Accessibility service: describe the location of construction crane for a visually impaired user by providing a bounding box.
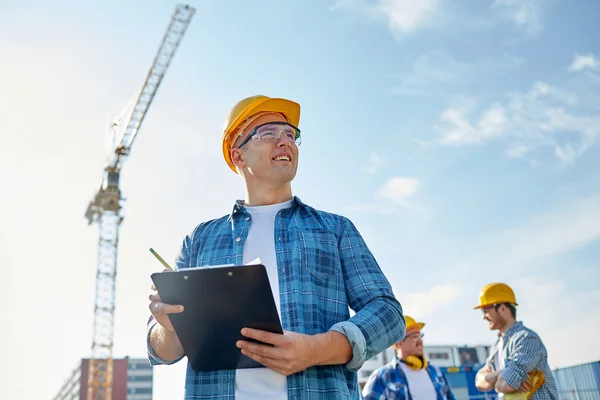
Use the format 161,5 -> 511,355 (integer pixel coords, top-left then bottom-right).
83,5 -> 195,399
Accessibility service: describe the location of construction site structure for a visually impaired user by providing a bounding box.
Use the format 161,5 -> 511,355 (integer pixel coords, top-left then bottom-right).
53,358 -> 152,400
54,4 -> 195,400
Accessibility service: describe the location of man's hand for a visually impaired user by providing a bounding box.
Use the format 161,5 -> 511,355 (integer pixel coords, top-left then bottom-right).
495,376 -> 532,394
480,365 -> 492,374
476,365 -> 499,392
485,370 -> 501,385
148,269 -> 185,362
236,329 -> 320,376
517,380 -> 533,393
148,269 -> 184,331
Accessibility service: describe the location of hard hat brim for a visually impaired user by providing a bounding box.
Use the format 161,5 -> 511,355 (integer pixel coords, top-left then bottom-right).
406,322 -> 426,332
474,301 -> 518,310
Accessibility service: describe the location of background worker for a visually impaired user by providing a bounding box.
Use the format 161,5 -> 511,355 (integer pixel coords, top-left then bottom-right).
362,316 -> 456,400
146,94 -> 405,399
474,282 -> 558,400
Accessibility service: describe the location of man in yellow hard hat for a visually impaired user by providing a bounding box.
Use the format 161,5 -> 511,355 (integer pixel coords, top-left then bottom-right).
146,95 -> 405,399
363,316 -> 456,400
474,283 -> 558,400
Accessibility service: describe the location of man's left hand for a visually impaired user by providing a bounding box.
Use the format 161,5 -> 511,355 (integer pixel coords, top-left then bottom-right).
236,328 -> 318,376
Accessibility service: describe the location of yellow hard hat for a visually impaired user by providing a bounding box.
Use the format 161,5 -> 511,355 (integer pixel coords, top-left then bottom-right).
474,282 -> 518,309
221,95 -> 301,173
404,315 -> 425,332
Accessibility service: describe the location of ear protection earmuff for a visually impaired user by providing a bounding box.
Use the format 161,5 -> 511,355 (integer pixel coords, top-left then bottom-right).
402,355 -> 428,370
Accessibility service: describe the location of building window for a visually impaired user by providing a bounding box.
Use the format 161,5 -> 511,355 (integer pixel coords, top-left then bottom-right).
429,352 -> 449,360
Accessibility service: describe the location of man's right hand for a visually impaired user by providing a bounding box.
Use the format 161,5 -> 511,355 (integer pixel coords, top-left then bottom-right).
517,380 -> 533,393
475,365 -> 498,392
149,269 -> 184,331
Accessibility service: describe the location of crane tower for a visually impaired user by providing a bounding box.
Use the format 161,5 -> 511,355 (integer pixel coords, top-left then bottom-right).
83,5 -> 195,399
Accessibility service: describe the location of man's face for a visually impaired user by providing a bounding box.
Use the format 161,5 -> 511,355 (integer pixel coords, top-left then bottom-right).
230,113 -> 299,185
396,328 -> 424,358
481,304 -> 507,330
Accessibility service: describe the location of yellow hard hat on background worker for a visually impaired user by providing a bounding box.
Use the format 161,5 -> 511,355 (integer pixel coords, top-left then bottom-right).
404,315 -> 425,332
474,282 -> 518,309
221,95 -> 301,173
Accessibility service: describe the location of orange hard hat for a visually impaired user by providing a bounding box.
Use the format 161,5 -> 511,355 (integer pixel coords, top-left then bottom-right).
474,282 -> 518,309
221,95 -> 301,173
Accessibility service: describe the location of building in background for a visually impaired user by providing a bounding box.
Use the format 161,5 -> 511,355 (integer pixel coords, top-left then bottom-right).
52,357 -> 152,400
553,360 -> 600,400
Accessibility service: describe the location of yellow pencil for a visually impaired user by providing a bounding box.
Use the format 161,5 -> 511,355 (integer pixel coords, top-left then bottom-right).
149,248 -> 174,271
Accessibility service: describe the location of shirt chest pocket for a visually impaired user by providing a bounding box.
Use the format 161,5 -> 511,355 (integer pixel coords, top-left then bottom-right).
297,229 -> 341,281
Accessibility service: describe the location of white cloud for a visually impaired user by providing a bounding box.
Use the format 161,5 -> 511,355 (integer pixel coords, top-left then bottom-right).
438,103 -> 508,145
568,54 -> 600,83
505,145 -> 539,166
366,152 -> 384,174
492,0 -> 543,35
398,284 -> 461,318
568,53 -> 600,72
335,0 -> 548,40
446,195 -> 600,283
348,176 -> 423,215
494,195 -> 600,273
332,0 -> 440,37
390,52 -> 524,96
426,194 -> 600,305
375,177 -> 420,206
435,79 -> 600,163
377,0 -> 439,35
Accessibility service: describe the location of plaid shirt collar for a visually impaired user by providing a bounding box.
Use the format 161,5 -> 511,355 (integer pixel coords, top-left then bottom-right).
498,320 -> 523,338
228,195 -> 305,221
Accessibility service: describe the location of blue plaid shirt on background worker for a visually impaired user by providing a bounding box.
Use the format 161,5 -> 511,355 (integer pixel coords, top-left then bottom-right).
363,357 -> 457,400
147,196 -> 405,399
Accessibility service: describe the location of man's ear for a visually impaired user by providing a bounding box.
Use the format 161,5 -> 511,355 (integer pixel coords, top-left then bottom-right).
231,148 -> 246,168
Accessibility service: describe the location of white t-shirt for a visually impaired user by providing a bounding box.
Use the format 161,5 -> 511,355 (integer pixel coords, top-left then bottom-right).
235,199 -> 292,400
398,362 -> 437,400
494,336 -> 506,400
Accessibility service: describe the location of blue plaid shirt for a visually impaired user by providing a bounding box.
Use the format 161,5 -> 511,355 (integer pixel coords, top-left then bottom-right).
486,321 -> 558,400
147,196 -> 405,399
362,357 -> 456,400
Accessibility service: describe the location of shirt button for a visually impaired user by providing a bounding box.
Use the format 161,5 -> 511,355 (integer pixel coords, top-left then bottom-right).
235,237 -> 241,242
245,217 -> 250,222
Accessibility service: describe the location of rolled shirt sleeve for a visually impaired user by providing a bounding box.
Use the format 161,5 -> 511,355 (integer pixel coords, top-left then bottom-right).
329,320 -> 367,371
501,333 -> 543,389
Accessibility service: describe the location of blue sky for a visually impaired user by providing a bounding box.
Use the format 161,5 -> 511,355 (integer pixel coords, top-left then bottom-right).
1,0 -> 599,399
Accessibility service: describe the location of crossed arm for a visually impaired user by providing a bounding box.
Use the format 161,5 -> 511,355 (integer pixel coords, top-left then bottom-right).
476,334 -> 542,394
476,366 -> 532,393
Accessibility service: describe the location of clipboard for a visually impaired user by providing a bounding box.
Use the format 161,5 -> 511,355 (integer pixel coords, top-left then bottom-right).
150,263 -> 283,371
